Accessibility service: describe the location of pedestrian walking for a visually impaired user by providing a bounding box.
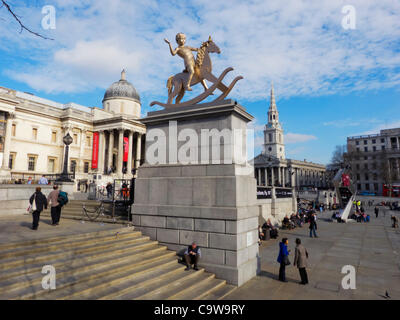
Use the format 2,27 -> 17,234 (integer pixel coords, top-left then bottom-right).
309,213 -> 318,238
277,238 -> 290,282
293,238 -> 309,285
47,185 -> 61,226
28,187 -> 47,230
38,175 -> 48,185
374,206 -> 379,218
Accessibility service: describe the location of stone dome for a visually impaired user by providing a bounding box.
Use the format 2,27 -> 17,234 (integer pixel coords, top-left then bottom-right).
103,70 -> 140,103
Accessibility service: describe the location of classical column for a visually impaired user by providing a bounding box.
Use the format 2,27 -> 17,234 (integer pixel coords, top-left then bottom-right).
264,168 -> 268,186
135,133 -> 142,169
277,166 -> 281,186
117,129 -> 124,176
79,129 -> 86,173
127,130 -> 133,175
108,130 -> 114,173
2,113 -> 14,169
271,167 -> 275,186
282,167 -> 286,187
98,130 -> 106,174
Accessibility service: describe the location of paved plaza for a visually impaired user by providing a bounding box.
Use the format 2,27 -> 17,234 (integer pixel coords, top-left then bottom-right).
0,206 -> 399,300
226,206 -> 400,300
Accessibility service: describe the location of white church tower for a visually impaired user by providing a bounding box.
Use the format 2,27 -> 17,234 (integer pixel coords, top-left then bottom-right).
263,83 -> 285,159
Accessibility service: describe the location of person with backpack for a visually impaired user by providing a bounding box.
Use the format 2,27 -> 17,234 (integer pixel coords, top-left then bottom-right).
29,187 -> 47,230
47,185 -> 68,226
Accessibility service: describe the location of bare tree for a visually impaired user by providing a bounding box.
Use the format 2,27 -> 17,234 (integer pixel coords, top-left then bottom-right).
1,0 -> 53,40
330,145 -> 346,166
379,150 -> 397,197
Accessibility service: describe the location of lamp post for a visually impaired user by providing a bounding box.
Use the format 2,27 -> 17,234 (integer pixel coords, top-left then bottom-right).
57,133 -> 73,182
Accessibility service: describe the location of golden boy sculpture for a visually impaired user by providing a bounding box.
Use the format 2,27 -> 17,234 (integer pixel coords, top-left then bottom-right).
164,33 -> 198,91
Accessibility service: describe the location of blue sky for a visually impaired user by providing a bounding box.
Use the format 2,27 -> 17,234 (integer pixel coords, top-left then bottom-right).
1,0 -> 399,165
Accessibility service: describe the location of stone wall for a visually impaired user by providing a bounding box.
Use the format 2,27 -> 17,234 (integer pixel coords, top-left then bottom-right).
257,197 -> 296,227
0,182 -> 74,216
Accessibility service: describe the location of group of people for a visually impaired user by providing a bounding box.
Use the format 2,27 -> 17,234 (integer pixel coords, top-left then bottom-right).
28,184 -> 67,230
258,219 -> 279,244
277,237 -> 309,285
350,203 -> 370,223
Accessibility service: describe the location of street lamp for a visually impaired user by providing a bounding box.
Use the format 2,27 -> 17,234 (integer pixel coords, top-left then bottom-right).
57,133 -> 73,182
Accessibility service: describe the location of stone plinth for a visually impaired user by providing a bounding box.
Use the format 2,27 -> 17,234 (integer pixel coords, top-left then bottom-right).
132,100 -> 259,286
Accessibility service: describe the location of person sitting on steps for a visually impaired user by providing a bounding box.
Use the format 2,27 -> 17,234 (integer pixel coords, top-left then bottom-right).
184,242 -> 201,271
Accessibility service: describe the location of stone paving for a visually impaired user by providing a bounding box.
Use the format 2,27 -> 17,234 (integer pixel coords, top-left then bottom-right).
225,207 -> 400,300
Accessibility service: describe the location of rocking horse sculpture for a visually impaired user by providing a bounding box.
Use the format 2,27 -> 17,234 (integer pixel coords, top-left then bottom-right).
150,33 -> 243,109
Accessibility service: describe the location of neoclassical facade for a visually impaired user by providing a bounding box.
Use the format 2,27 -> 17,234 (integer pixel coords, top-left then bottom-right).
0,70 -> 146,188
253,85 -> 327,189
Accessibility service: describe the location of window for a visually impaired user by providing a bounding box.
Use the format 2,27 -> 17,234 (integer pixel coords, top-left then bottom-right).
84,162 -> 89,173
11,124 -> 16,137
365,183 -> 370,190
364,156 -> 368,160
372,163 -> 377,169
32,128 -> 38,140
73,134 -> 78,145
86,135 -> 91,147
382,146 -> 385,150
356,147 -> 360,152
373,173 -> 377,180
356,164 -> 360,170
269,133 -> 272,142
374,183 -> 378,191
356,141 -> 359,146
381,138 -> 385,143
357,183 -> 361,190
365,174 -> 369,181
364,140 -> 367,145
372,139 -> 376,144
356,173 -> 360,180
364,163 -> 368,169
364,147 -> 368,152
51,131 -> 57,143
8,153 -> 15,169
373,146 -> 376,152
28,156 -> 36,171
48,158 -> 56,173
70,160 -> 77,172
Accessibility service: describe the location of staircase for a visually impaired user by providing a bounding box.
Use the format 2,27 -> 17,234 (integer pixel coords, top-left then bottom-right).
0,227 -> 235,300
41,200 -> 130,224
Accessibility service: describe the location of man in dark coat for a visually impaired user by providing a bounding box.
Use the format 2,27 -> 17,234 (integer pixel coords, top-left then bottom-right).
374,206 -> 379,218
294,238 -> 309,285
29,187 -> 48,230
184,242 -> 201,271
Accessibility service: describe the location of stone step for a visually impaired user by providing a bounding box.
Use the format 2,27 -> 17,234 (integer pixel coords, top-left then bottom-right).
134,269 -> 211,300
40,213 -> 130,225
0,230 -> 140,259
0,226 -> 133,251
200,284 -> 237,300
46,258 -> 181,300
0,246 -> 171,297
167,276 -> 226,300
6,253 -> 178,300
0,235 -> 152,271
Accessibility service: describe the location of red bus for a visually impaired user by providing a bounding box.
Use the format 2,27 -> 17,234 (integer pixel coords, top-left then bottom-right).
383,184 -> 400,197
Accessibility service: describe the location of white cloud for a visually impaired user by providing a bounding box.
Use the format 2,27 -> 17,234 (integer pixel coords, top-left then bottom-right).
1,0 -> 400,101
285,133 -> 317,144
354,120 -> 400,136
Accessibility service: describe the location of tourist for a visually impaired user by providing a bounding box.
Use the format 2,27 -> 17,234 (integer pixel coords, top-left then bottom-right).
47,185 -> 61,226
391,215 -> 399,228
184,242 -> 201,271
258,225 -> 265,244
282,215 -> 294,229
27,177 -> 33,185
277,238 -> 290,282
309,213 -> 318,238
293,238 -> 309,285
38,175 -> 48,185
374,206 -> 379,218
106,182 -> 113,198
29,187 -> 48,230
263,219 -> 278,239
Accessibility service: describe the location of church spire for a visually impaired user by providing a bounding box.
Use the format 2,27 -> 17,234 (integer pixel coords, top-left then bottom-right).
121,69 -> 126,81
270,82 -> 277,111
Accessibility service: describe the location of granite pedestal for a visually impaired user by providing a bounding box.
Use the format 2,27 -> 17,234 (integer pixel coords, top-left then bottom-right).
132,100 -> 259,286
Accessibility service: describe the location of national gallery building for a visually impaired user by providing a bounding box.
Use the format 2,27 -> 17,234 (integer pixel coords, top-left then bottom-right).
0,70 -> 146,187
253,85 -> 327,190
